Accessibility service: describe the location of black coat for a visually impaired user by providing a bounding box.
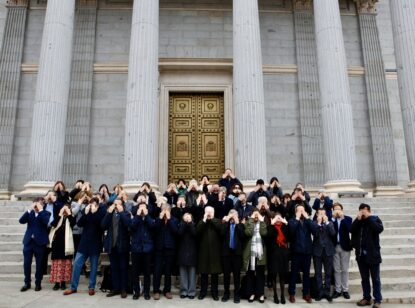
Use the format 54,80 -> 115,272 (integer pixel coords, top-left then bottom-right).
267,224 -> 290,274
101,211 -> 131,254
351,216 -> 383,264
234,201 -> 255,220
218,177 -> 242,195
177,222 -> 197,267
77,205 -> 106,255
220,222 -> 245,256
288,218 -> 316,255
50,215 -> 76,260
286,200 -> 312,221
247,190 -> 271,206
312,221 -> 336,257
270,203 -> 287,218
163,191 -> 178,206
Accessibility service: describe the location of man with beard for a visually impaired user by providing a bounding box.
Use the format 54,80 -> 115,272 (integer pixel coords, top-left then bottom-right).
226,183 -> 243,207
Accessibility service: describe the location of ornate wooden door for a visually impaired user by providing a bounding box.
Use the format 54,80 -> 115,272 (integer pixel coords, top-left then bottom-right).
168,93 -> 225,184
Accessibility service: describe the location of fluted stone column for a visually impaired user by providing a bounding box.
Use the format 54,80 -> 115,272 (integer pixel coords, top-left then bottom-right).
293,0 -> 324,191
233,0 -> 267,186
313,0 -> 363,193
355,0 -> 403,196
63,1 -> 97,185
0,0 -> 28,199
21,0 -> 76,196
123,0 -> 159,193
390,0 -> 415,194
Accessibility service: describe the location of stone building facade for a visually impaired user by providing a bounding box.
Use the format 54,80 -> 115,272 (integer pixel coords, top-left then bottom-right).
0,0 -> 414,198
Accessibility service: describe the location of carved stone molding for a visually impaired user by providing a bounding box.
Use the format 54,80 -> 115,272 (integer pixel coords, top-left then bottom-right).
6,0 -> 28,7
294,0 -> 313,11
355,0 -> 378,14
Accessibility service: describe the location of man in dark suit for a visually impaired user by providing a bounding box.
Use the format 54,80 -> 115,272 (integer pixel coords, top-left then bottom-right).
19,197 -> 51,292
312,208 -> 336,302
234,192 -> 254,221
351,204 -> 383,308
221,209 -> 244,303
331,202 -> 353,299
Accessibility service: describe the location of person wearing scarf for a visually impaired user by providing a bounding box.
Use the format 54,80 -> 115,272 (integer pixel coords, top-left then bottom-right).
242,209 -> 268,303
48,204 -> 75,291
267,213 -> 289,304
101,198 -> 131,299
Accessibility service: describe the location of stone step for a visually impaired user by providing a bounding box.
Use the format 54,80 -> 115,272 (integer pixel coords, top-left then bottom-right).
0,212 -> 23,218
383,220 -> 414,228
350,254 -> 415,267
0,233 -> 24,242
381,244 -> 415,255
0,242 -> 22,252
382,227 -> 415,236
380,235 -> 415,245
0,218 -> 21,225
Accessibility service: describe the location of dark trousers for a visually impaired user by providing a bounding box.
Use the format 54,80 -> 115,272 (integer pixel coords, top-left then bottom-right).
109,251 -> 129,292
222,252 -> 242,295
200,273 -> 219,296
23,240 -> 46,286
131,252 -> 151,295
246,264 -> 265,297
153,249 -> 174,293
357,255 -> 382,303
41,247 -> 51,275
289,253 -> 312,296
313,252 -> 333,295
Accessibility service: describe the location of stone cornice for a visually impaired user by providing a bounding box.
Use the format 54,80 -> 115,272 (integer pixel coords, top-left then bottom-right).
6,0 -> 29,7
354,0 -> 378,14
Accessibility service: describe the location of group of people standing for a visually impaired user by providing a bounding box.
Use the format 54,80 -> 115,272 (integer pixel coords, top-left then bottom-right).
19,169 -> 384,307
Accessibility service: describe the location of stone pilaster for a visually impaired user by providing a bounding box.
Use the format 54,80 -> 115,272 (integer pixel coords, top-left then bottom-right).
233,0 -> 267,187
389,0 -> 415,194
313,0 -> 363,193
0,0 -> 28,199
355,0 -> 403,196
21,0 -> 76,196
63,1 -> 97,185
123,0 -> 159,193
293,0 -> 325,191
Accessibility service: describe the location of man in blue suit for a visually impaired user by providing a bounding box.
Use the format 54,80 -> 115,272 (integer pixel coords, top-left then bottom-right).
331,202 -> 353,300
19,197 -> 51,292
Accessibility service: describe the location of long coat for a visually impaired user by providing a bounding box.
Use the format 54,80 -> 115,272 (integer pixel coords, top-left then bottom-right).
351,215 -> 383,264
196,218 -> 222,274
242,218 -> 268,271
177,221 -> 197,267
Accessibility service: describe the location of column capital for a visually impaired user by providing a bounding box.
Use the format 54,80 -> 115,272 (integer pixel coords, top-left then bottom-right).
6,0 -> 28,7
354,0 -> 378,14
294,0 -> 313,11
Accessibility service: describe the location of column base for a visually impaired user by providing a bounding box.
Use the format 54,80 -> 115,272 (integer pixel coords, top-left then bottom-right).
324,180 -> 365,198
374,186 -> 405,197
304,186 -> 324,198
122,182 -> 161,200
406,181 -> 415,196
18,182 -> 54,199
0,190 -> 11,200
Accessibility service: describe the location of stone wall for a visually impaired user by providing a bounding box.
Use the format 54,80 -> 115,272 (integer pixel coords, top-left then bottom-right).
0,0 -> 7,49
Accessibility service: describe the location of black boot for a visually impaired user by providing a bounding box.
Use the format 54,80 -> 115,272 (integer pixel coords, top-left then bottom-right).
53,283 -> 60,291
60,282 -> 66,290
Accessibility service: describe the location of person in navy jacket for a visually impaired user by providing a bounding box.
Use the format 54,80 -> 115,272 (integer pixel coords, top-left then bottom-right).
312,208 -> 336,302
64,197 -> 106,296
312,192 -> 334,220
101,198 -> 131,298
331,202 -> 353,300
288,204 -> 316,304
152,202 -> 179,300
19,197 -> 51,292
351,203 -> 384,308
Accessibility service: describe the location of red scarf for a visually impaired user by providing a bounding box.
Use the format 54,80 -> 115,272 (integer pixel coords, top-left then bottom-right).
274,223 -> 287,248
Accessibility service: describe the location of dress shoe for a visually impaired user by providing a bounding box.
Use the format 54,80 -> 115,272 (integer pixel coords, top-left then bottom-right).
234,295 -> 240,303
180,294 -> 187,299
357,298 -> 373,306
303,294 -> 312,303
89,289 -> 95,296
60,282 -> 66,290
248,295 -> 255,303
164,292 -> 173,299
315,295 -> 322,301
153,292 -> 160,300
274,295 -> 280,304
289,295 -> 295,303
188,295 -> 195,299
133,293 -> 139,300
53,283 -> 60,291
372,302 -> 381,308
222,294 -> 230,302
35,285 -> 42,292
280,295 -> 286,304
121,291 -> 128,298
63,289 -> 77,296
212,294 -> 219,301
144,294 -> 150,300
198,293 -> 206,300
259,295 -> 265,303
106,290 -> 121,297
343,292 -> 351,299
326,294 -> 333,302
20,285 -> 30,292
332,291 -> 342,299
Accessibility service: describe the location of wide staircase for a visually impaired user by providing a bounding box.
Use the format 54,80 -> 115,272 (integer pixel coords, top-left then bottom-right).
0,197 -> 414,304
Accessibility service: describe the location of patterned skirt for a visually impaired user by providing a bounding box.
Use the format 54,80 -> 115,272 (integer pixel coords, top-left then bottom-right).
50,259 -> 72,283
